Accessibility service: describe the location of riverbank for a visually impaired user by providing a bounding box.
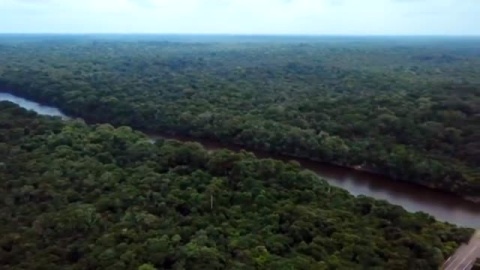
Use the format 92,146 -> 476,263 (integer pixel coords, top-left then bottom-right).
2,100 -> 473,270
1,91 -> 480,227
151,130 -> 480,205
1,86 -> 477,201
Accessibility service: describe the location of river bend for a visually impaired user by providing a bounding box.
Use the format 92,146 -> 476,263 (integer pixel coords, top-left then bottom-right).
1,92 -> 479,228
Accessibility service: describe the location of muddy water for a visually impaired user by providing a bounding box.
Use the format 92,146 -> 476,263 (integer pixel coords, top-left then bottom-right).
2,92 -> 479,228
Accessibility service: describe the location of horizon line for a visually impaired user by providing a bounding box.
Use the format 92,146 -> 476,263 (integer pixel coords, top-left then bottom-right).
0,33 -> 479,37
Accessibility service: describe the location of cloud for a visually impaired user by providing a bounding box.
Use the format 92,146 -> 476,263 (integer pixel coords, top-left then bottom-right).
129,0 -> 156,8
393,0 -> 425,2
0,0 -> 478,35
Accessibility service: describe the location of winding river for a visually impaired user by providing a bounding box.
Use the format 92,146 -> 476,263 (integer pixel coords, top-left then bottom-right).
1,92 -> 479,228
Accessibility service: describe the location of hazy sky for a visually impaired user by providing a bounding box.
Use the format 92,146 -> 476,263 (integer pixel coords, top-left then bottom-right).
0,0 -> 478,35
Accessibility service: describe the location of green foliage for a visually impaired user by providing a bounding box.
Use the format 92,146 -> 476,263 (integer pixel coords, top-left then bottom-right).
0,37 -> 478,197
0,102 -> 473,269
138,263 -> 157,270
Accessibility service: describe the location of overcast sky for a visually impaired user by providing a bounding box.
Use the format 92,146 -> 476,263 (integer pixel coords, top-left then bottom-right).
0,0 -> 478,35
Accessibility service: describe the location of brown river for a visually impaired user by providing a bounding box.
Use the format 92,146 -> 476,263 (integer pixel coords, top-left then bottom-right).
1,92 -> 479,228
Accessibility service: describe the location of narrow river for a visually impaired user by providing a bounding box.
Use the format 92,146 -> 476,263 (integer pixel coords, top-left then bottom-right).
1,92 -> 479,228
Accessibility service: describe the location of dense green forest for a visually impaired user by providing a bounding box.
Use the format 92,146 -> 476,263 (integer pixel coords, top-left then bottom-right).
0,101 -> 474,269
0,36 -> 479,199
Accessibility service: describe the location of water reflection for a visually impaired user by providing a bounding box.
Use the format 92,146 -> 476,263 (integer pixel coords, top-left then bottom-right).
0,92 -> 68,119
300,160 -> 480,228
2,92 -> 479,228
153,135 -> 480,228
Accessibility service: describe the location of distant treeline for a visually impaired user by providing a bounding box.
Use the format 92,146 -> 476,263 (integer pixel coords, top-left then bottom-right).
0,37 -> 478,198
